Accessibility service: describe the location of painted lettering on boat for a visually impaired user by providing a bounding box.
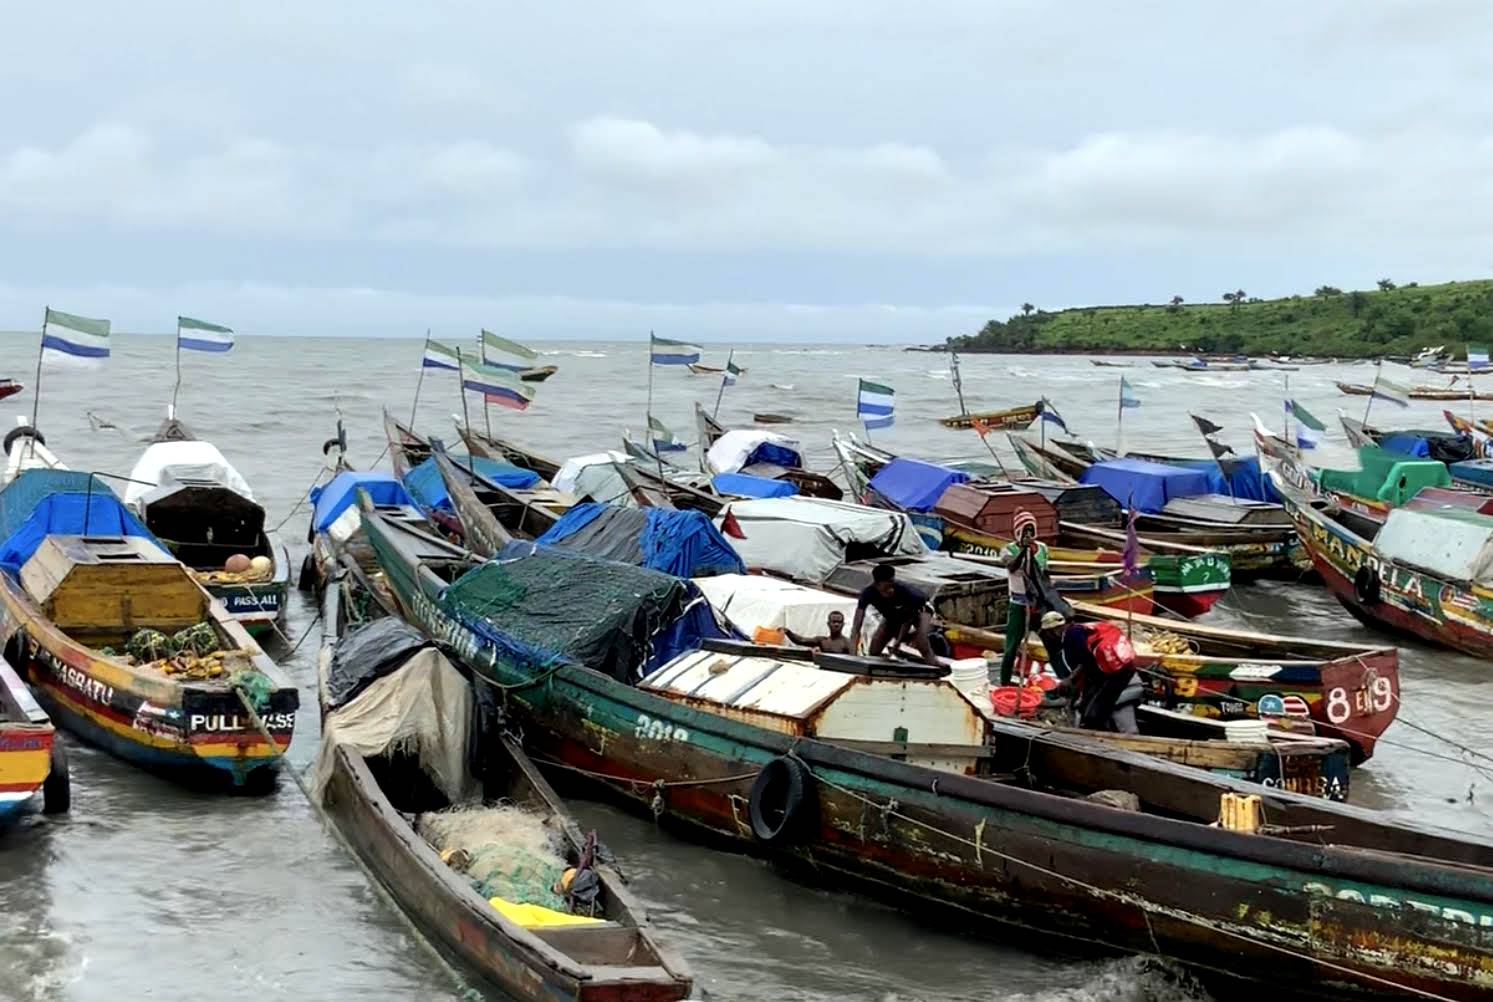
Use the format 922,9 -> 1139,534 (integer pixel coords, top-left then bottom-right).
54,662 -> 114,706
188,712 -> 296,733
1304,882 -> 1493,927
1262,774 -> 1345,800
224,592 -> 280,613
635,713 -> 688,744
1230,664 -> 1283,681
1323,676 -> 1393,724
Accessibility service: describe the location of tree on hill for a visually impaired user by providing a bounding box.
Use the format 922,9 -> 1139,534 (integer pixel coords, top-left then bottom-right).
1315,285 -> 1342,297
1021,302 -> 1035,316
1169,295 -> 1184,307
1377,278 -> 1396,291
1348,290 -> 1367,317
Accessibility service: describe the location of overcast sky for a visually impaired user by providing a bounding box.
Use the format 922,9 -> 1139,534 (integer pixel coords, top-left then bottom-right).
2,1 -> 1490,342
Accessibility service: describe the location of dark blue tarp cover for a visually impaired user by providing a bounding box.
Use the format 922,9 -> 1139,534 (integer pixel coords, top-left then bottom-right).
1451,459 -> 1493,489
1378,434 -> 1432,458
1164,457 -> 1282,503
403,454 -> 540,514
745,441 -> 803,469
0,470 -> 159,572
310,472 -> 415,532
1079,457 -> 1213,513
869,457 -> 970,512
535,502 -> 745,578
712,472 -> 796,499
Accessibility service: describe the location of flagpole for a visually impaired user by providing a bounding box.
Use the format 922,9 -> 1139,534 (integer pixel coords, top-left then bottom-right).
1362,369 -> 1376,427
712,348 -> 733,419
29,307 -> 47,436
171,318 -> 183,417
456,348 -> 472,435
409,328 -> 431,428
646,332 -> 665,482
952,350 -> 968,418
1116,376 -> 1124,454
478,333 -> 493,442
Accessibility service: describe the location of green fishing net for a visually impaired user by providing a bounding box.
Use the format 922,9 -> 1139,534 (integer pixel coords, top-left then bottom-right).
172,622 -> 218,655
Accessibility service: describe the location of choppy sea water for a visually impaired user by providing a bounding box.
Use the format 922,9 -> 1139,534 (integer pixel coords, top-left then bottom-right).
0,336 -> 1488,1001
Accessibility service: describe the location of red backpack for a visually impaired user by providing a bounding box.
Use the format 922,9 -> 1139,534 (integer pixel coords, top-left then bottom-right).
1084,622 -> 1137,674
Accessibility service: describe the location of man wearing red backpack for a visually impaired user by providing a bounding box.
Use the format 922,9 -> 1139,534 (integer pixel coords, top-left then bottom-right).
1036,612 -> 1141,732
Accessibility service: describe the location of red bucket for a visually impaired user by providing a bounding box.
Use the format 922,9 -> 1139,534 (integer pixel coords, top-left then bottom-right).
990,685 -> 1044,718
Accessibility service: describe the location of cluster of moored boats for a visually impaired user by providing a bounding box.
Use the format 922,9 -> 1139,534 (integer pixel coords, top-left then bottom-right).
4,375 -> 1493,999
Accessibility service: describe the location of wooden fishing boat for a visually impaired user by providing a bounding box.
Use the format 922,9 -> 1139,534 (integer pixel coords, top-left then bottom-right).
313,566 -> 692,1001
2,420 -> 65,487
0,380 -> 22,402
936,399 -> 1042,430
0,652 -> 66,821
1337,381 -> 1493,400
0,472 -> 297,788
124,416 -> 291,636
1088,360 -> 1133,368
1275,468 -> 1493,658
362,506 -> 1493,1001
694,403 -> 842,499
685,362 -> 724,376
518,364 -> 558,383
752,412 -> 793,424
457,424 -> 563,482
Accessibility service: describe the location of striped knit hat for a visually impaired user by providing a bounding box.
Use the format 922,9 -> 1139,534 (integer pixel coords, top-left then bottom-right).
1013,509 -> 1038,537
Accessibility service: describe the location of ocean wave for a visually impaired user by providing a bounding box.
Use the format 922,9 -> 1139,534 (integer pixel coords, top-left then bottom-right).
541,349 -> 607,358
1003,956 -> 1211,1002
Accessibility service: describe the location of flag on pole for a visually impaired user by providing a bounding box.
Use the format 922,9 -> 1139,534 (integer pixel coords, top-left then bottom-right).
1039,398 -> 1070,433
1287,400 -> 1325,449
649,334 -> 702,366
722,359 -> 745,386
41,308 -> 110,359
422,339 -> 461,371
461,358 -> 536,411
857,379 -> 895,430
480,330 -> 539,371
1370,373 -> 1410,408
1470,345 -> 1489,372
1119,376 -> 1141,410
177,316 -> 234,353
1121,507 -> 1140,577
648,416 -> 688,452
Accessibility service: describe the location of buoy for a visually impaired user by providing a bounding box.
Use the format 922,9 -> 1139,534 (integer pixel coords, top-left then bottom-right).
224,553 -> 252,573
249,555 -> 272,577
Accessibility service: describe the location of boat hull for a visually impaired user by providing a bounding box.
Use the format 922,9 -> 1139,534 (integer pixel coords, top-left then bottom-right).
938,402 -> 1042,430
0,725 -> 51,820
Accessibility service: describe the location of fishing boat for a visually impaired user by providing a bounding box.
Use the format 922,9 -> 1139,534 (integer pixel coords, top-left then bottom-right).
752,412 -> 793,424
0,380 -> 21,402
123,415 -> 290,636
1275,467 -> 1493,658
936,399 -> 1043,430
362,506 -> 1492,1001
694,404 -> 842,499
0,651 -> 67,821
456,424 -> 563,481
1336,381 -> 1493,401
312,565 -> 692,1001
1088,360 -> 1133,368
517,364 -> 558,383
0,470 -> 297,788
2,420 -> 65,487
685,362 -> 726,376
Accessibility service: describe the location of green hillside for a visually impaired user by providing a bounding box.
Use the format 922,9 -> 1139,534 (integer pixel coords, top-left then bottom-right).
947,279 -> 1493,357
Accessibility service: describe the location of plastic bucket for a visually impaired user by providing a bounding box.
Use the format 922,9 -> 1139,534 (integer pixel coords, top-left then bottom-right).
948,658 -> 990,700
990,685 -> 1044,718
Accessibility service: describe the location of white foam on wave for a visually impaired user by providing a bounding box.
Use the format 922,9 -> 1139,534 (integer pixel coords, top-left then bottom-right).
1002,957 -> 1212,1002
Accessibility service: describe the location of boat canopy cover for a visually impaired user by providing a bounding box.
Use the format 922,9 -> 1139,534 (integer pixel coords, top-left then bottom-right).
693,573 -> 859,637
715,496 -> 927,583
124,440 -> 253,506
706,430 -> 803,475
441,544 -> 732,682
1078,458 -> 1212,513
403,454 -> 541,514
553,451 -> 634,505
1157,456 -> 1281,503
313,635 -> 477,804
1373,507 -> 1493,583
869,457 -> 970,513
1377,430 -> 1476,464
1450,459 -> 1493,489
1377,433 -> 1431,458
310,472 -> 416,533
1315,447 -> 1452,507
0,470 -> 160,572
711,472 -> 796,499
534,502 -> 745,578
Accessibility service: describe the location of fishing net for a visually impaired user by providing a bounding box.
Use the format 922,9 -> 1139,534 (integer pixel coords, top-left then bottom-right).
229,667 -> 274,713
172,622 -> 218,655
126,628 -> 176,661
419,804 -> 568,910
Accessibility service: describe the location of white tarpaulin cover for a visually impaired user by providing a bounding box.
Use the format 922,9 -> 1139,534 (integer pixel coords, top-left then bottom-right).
124,440 -> 254,506
717,496 -> 927,583
693,573 -> 862,636
706,429 -> 801,475
1372,508 -> 1493,583
553,451 -> 632,501
312,648 -> 478,804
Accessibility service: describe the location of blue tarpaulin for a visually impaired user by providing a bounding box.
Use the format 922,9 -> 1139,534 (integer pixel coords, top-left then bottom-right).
0,471 -> 160,571
712,472 -> 796,499
310,472 -> 416,532
1079,458 -> 1213,513
535,502 -> 746,578
1378,434 -> 1432,459
1451,460 -> 1493,489
403,454 -> 540,514
745,441 -> 803,469
868,457 -> 970,512
1163,457 -> 1282,503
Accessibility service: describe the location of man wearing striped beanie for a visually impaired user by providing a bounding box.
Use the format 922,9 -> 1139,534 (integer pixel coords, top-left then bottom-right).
992,509 -> 1049,685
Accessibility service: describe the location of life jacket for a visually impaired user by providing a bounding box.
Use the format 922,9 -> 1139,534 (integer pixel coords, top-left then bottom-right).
1084,622 -> 1137,674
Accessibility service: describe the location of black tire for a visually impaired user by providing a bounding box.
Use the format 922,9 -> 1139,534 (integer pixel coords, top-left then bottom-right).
321,437 -> 341,455
297,552 -> 318,592
3,426 -> 44,454
42,737 -> 70,815
1353,565 -> 1381,605
748,756 -> 815,844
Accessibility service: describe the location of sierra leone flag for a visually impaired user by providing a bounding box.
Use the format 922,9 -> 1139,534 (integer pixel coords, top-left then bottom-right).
41,307 -> 110,359
1470,345 -> 1489,372
722,359 -> 744,386
481,330 -> 538,372
178,316 -> 234,352
1371,373 -> 1410,408
649,334 -> 701,366
648,415 -> 688,452
1287,400 -> 1324,449
462,358 -> 535,411
1119,376 -> 1141,410
422,339 -> 461,371
857,378 -> 894,429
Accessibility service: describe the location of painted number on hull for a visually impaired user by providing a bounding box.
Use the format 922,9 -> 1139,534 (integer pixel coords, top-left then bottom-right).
634,713 -> 688,744
1324,677 -> 1394,723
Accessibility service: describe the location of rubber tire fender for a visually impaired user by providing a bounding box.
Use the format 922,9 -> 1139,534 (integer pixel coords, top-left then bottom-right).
42,737 -> 70,815
2,426 -> 44,454
297,552 -> 318,592
748,756 -> 815,844
1352,565 -> 1381,606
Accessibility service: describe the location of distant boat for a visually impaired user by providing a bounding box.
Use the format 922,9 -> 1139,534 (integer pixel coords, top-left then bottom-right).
937,400 -> 1043,430
518,364 -> 558,383
0,380 -> 22,401
753,412 -> 793,424
1090,360 -> 1133,368
1337,381 -> 1493,401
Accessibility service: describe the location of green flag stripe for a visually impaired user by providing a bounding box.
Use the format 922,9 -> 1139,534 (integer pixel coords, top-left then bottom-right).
1293,402 -> 1326,431
650,334 -> 697,348
178,316 -> 233,333
727,361 -> 744,375
859,379 -> 894,395
426,339 -> 460,358
481,330 -> 538,361
44,308 -> 110,337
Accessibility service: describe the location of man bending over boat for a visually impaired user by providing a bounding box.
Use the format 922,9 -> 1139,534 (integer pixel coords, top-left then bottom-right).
850,564 -> 942,667
991,510 -> 1049,686
784,611 -> 855,655
1036,612 -> 1141,733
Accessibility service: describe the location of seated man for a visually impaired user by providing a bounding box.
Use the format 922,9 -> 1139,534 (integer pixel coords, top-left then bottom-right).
1035,611 -> 1140,733
849,563 -> 942,667
783,611 -> 854,655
